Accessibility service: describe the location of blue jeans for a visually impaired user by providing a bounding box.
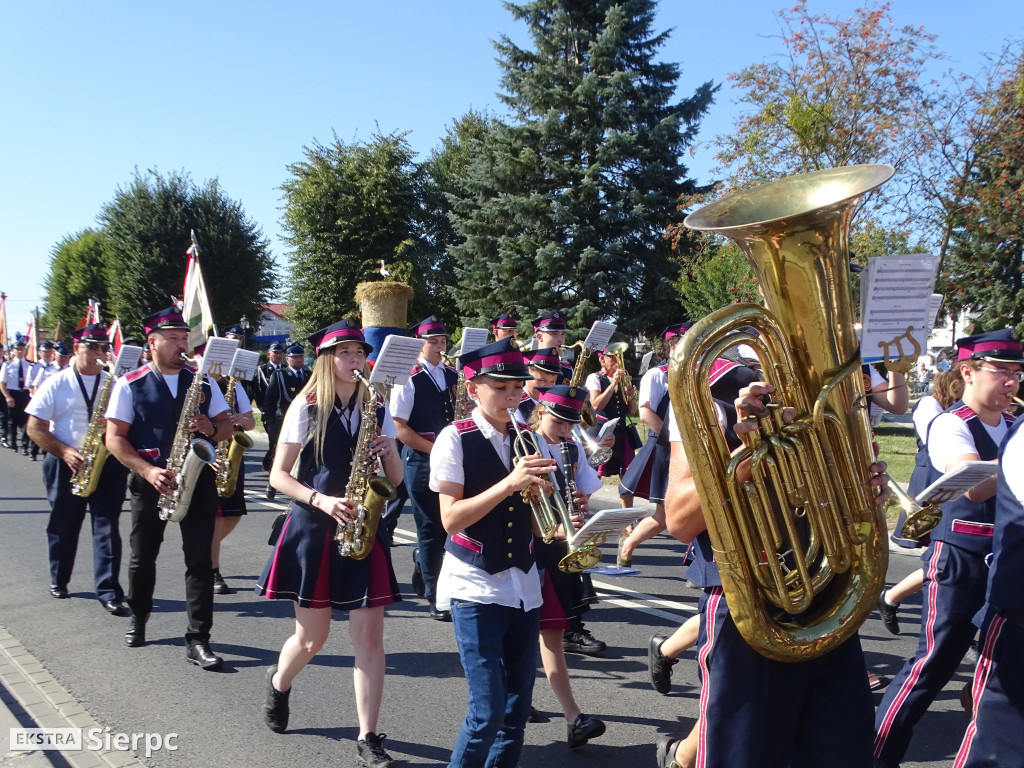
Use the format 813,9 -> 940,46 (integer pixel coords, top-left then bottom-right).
448,599 -> 540,768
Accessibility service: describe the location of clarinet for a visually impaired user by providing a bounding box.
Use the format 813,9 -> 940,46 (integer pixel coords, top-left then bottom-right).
558,439 -> 579,520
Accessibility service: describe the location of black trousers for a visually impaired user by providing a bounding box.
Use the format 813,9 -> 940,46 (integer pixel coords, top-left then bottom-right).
5,389 -> 29,450
127,467 -> 217,643
262,416 -> 281,471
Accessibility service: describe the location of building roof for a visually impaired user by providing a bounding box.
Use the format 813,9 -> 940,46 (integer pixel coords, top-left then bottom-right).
263,304 -> 292,318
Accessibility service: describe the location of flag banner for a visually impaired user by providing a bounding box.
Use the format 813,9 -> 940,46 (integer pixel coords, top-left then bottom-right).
25,317 -> 36,362
107,318 -> 123,356
75,299 -> 93,331
53,321 -> 62,341
182,231 -> 215,353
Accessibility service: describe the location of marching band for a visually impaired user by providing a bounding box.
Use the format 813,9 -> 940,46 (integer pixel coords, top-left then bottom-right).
3,237 -> 1022,768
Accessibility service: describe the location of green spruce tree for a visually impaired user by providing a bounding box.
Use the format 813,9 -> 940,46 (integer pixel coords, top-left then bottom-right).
448,0 -> 714,339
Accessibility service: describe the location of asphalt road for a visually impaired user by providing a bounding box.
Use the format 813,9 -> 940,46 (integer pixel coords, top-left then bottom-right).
0,437 -> 974,767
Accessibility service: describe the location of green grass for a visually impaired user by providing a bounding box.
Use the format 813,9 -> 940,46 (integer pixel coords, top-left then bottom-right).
872,423 -> 916,486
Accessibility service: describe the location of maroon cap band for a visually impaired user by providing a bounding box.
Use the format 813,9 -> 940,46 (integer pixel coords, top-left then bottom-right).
538,392 -> 583,409
958,340 -> 1023,360
463,351 -> 525,379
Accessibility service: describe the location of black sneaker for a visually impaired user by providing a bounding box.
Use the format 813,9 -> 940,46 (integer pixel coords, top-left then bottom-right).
876,595 -> 900,635
563,629 -> 606,657
356,731 -> 395,767
213,569 -> 234,595
265,484 -> 276,501
648,635 -> 678,695
263,665 -> 290,733
567,713 -> 606,749
411,550 -> 425,598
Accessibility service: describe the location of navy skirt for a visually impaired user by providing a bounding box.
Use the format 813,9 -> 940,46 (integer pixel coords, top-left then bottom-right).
255,501 -> 401,611
619,433 -> 669,503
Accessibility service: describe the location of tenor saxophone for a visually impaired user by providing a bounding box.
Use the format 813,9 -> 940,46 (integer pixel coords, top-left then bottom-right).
157,358 -> 218,522
215,376 -> 254,498
71,362 -> 115,498
335,371 -> 397,559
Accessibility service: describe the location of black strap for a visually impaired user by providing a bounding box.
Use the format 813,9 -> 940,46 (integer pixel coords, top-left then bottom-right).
73,367 -> 102,420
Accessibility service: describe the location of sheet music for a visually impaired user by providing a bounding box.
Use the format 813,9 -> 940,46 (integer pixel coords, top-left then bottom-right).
568,507 -> 653,549
459,327 -> 489,356
583,321 -> 616,352
860,254 -> 938,365
927,293 -> 943,334
595,417 -> 619,443
915,460 -> 998,505
370,335 -> 424,387
112,346 -> 143,377
199,338 -> 239,377
639,350 -> 655,376
228,349 -> 261,381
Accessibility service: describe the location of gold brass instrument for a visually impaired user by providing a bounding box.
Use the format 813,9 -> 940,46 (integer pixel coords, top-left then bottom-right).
158,357 -> 218,522
564,341 -> 598,427
442,350 -> 472,420
895,480 -> 943,541
605,341 -> 633,402
335,370 -> 398,559
1012,396 -> 1024,415
672,164 -> 895,662
573,424 -> 612,467
507,409 -> 594,572
71,361 -> 115,497
215,376 -> 254,498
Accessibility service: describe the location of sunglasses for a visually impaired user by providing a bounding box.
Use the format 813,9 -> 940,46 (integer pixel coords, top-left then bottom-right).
85,342 -> 111,352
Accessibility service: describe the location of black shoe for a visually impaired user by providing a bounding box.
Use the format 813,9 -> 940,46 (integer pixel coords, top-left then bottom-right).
102,600 -> 128,617
22,446 -> 30,456
411,550 -> 425,597
876,595 -> 900,635
263,665 -> 290,733
49,585 -> 68,599
186,640 -> 224,670
563,629 -> 606,657
655,735 -> 684,768
528,705 -> 546,723
648,635 -> 678,695
429,605 -> 452,622
125,615 -> 148,647
567,713 -> 606,749
356,731 -> 395,768
213,569 -> 234,595
265,485 -> 276,501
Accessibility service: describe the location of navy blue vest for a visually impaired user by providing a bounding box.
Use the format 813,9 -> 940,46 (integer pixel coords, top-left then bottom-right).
404,364 -> 458,442
517,393 -> 537,422
124,364 -> 213,467
444,418 -> 535,575
907,397 -> 940,498
928,401 -> 1014,555
595,373 -> 629,421
295,397 -> 386,499
987,418 -> 1024,615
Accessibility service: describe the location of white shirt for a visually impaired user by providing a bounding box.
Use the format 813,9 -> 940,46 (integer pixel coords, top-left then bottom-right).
542,437 -> 603,495
29,360 -> 61,389
278,394 -> 397,445
638,364 -> 668,412
26,367 -> 107,448
106,366 -> 229,424
430,408 -> 544,612
1004,426 -> 1024,503
912,395 -> 944,442
667,399 -> 727,461
1,358 -> 33,391
389,357 -> 448,421
928,410 -> 1008,472
230,383 -> 252,414
584,371 -> 605,393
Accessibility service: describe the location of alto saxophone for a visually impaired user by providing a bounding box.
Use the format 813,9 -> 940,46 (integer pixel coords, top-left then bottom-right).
335,371 -> 397,559
71,363 -> 115,498
215,376 -> 254,498
157,358 -> 218,522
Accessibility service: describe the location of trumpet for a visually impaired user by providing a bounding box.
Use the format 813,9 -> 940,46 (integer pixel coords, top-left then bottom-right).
604,341 -> 632,401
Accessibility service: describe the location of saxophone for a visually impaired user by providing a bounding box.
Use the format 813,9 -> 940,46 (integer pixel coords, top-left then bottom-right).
71,364 -> 114,498
564,341 -> 598,428
215,376 -> 254,498
157,359 -> 218,522
335,370 -> 397,559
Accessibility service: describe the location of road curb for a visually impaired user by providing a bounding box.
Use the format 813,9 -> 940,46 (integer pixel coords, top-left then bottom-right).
0,626 -> 146,768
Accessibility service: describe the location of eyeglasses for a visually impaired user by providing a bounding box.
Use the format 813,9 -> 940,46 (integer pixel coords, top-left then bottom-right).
978,364 -> 1024,383
85,342 -> 111,352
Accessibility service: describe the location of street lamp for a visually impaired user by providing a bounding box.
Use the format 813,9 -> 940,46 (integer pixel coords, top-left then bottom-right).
240,315 -> 250,350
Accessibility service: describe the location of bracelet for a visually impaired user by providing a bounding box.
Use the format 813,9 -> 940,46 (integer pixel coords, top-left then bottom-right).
308,490 -> 318,507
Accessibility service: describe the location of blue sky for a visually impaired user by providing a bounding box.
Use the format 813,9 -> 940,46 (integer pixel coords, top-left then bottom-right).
0,0 -> 1018,334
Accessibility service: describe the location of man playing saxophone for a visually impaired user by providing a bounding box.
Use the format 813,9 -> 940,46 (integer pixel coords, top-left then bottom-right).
104,307 -> 231,669
25,324 -> 129,615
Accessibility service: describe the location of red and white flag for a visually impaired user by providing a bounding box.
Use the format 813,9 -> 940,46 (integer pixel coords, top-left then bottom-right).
0,292 -> 8,349
182,231 -> 215,353
107,318 -> 123,356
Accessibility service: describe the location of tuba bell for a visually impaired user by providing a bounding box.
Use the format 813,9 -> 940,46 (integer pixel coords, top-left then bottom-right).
670,164 -> 894,662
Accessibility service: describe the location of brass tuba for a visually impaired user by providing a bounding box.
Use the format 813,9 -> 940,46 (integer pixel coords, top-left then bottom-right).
670,164 -> 894,662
